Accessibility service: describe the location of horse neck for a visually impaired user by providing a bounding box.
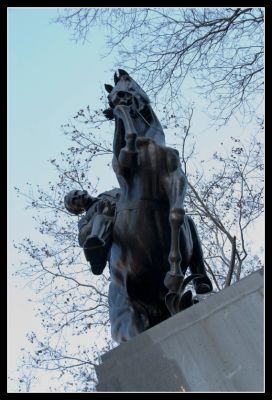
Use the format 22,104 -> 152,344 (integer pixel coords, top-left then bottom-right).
116,143 -> 168,203
125,105 -> 165,145
146,107 -> 166,146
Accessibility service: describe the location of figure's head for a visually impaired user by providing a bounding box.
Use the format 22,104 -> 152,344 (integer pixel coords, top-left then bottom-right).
64,189 -> 92,215
103,69 -> 150,120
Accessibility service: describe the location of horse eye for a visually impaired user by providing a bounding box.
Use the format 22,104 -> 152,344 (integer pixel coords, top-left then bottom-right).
118,91 -> 126,98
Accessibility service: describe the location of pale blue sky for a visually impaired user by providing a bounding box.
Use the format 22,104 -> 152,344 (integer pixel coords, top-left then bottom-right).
7,7 -> 118,392
8,8 -> 118,244
7,7 -> 264,392
8,8 -> 112,186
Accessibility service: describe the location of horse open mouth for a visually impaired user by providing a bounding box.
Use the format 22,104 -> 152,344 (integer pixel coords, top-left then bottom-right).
117,98 -> 133,107
113,96 -> 138,114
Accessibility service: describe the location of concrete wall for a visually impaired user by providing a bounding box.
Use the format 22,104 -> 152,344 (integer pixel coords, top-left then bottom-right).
95,269 -> 264,392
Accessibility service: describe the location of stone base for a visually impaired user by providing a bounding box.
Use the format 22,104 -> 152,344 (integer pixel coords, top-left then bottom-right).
95,269 -> 264,392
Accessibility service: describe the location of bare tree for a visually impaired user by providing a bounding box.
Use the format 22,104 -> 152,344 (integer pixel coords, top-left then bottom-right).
12,107 -> 116,392
13,332 -> 112,392
10,8 -> 264,391
9,351 -> 38,392
12,103 -> 263,390
54,7 -> 264,125
183,131 -> 264,289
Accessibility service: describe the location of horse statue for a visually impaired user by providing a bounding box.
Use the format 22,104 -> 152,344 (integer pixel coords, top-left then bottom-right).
103,69 -> 213,343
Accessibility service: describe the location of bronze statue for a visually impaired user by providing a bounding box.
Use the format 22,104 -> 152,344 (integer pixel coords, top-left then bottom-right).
64,188 -> 120,275
103,69 -> 212,343
65,69 -> 212,343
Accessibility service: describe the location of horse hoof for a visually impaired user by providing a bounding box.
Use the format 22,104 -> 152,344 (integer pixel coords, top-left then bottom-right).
193,276 -> 213,294
178,290 -> 194,311
165,291 -> 178,315
195,283 -> 212,294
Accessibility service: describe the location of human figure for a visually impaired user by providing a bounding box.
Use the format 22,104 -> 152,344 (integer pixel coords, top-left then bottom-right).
64,188 -> 120,275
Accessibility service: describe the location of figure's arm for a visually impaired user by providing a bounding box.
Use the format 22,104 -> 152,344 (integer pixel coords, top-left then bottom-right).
78,216 -> 93,247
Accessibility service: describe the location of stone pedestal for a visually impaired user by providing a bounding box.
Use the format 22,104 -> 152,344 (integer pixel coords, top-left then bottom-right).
95,269 -> 264,392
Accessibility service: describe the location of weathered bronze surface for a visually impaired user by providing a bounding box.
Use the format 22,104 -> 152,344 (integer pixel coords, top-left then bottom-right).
65,69 -> 212,343
64,188 -> 120,275
103,70 -> 212,343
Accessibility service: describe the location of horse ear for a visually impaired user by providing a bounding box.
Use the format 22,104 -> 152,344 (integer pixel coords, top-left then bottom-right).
114,72 -> 119,85
118,69 -> 129,77
104,84 -> 113,93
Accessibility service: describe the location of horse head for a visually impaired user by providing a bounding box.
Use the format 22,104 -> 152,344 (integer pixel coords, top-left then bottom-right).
103,69 -> 151,121
104,69 -> 166,152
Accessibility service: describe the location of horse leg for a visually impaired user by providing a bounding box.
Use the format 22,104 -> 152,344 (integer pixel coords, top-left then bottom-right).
112,105 -> 140,170
108,281 -> 149,343
118,133 -> 138,169
187,216 -> 213,294
163,149 -> 187,293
